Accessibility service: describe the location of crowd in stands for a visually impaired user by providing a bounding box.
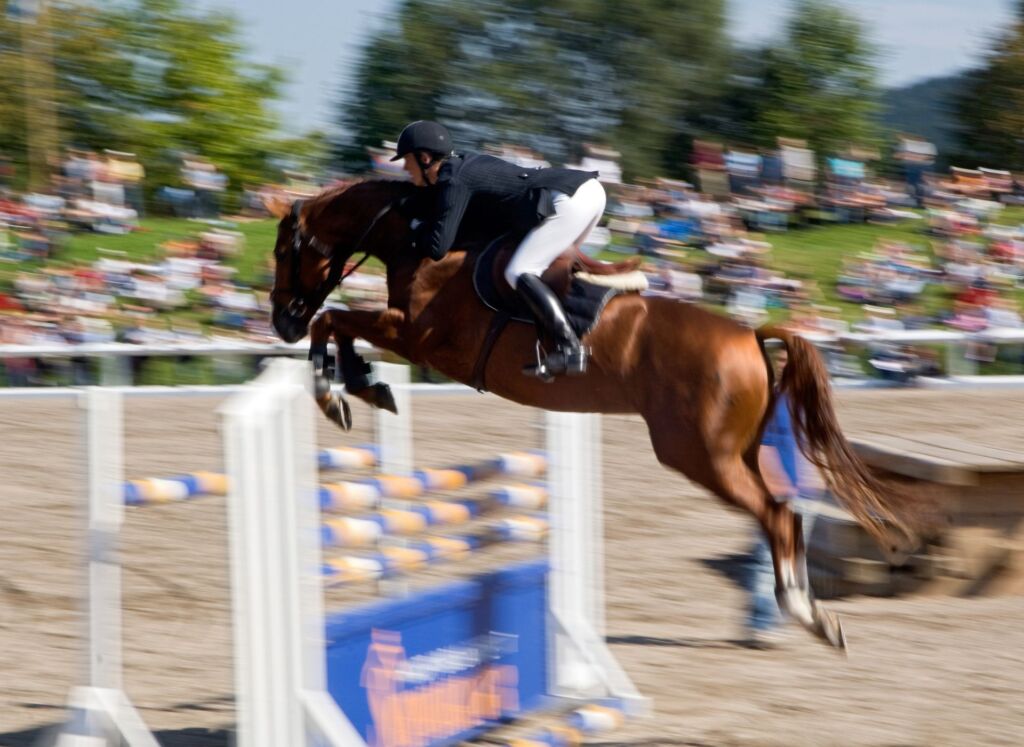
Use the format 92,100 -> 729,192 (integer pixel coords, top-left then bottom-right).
0,222 -> 277,384
6,133 -> 1024,385
0,148 -> 282,384
591,135 -> 1024,345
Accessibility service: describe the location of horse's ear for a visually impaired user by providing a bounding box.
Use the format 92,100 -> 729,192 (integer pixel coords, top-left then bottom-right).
263,193 -> 292,220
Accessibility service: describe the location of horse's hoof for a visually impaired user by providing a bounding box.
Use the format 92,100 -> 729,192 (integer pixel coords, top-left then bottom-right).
814,603 -> 847,653
372,383 -> 398,414
323,395 -> 353,431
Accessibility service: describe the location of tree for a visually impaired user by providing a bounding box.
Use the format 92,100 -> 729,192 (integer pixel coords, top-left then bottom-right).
956,4 -> 1024,170
105,0 -> 286,190
735,0 -> 880,158
0,0 -> 288,192
334,0 -> 463,169
336,0 -> 729,180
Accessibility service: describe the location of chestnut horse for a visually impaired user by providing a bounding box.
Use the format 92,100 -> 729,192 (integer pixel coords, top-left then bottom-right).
266,180 -> 920,651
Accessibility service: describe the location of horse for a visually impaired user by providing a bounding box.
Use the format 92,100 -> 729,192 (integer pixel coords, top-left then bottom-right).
264,179 -> 923,651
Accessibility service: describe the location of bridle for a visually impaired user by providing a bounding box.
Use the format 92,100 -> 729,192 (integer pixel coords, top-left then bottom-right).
272,199 -> 395,319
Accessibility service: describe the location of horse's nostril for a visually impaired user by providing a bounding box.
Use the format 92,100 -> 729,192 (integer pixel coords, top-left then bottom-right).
272,309 -> 308,344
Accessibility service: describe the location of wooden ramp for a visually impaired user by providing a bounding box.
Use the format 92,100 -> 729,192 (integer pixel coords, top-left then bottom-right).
806,433 -> 1024,599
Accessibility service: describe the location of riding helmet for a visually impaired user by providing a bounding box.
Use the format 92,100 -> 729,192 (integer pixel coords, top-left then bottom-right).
390,120 -> 452,161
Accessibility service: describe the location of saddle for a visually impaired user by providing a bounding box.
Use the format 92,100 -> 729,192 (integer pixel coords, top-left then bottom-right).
467,234 -> 646,391
471,234 -> 646,338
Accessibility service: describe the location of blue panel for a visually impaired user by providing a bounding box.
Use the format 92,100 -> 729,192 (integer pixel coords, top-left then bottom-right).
484,560 -> 549,713
325,559 -> 549,747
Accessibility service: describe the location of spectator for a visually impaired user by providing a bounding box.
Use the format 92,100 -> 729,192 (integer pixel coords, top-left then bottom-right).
184,158 -> 228,218
106,151 -> 146,216
744,348 -> 823,648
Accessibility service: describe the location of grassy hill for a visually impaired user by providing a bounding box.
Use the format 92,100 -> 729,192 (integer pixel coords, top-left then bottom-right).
8,208 -> 1024,331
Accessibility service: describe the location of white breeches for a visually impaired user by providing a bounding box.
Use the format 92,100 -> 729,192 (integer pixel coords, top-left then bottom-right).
504,178 -> 607,287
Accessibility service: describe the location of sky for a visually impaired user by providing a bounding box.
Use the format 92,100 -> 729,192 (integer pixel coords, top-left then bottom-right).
198,0 -> 1016,134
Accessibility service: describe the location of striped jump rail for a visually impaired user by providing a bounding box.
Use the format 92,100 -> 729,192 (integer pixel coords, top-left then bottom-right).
317,451 -> 547,512
122,444 -> 379,505
499,702 -> 626,747
320,485 -> 548,548
322,517 -> 549,586
120,446 -> 542,508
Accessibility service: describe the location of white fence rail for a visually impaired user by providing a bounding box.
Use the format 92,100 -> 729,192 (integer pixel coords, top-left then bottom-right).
0,339 -> 376,385
2,328 -> 1024,385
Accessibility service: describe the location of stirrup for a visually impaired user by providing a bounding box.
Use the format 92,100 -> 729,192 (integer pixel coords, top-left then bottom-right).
522,341 -> 587,382
523,341 -> 556,383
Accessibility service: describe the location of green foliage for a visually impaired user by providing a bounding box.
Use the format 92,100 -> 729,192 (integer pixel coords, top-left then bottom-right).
0,15 -> 29,172
105,0 -> 286,189
1,0 -> 289,193
335,0 -> 462,168
337,0 -> 729,180
956,13 -> 1024,170
717,0 -> 880,158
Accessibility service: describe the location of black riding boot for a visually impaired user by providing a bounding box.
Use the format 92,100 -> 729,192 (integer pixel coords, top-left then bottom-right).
516,273 -> 587,380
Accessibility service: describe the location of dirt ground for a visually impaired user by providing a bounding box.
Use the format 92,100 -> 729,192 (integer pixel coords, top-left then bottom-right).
2,387 -> 1024,747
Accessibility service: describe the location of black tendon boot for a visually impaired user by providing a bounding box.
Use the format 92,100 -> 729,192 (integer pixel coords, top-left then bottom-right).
515,273 -> 587,380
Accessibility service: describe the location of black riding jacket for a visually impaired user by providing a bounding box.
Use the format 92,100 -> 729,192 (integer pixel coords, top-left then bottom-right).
418,152 -> 596,260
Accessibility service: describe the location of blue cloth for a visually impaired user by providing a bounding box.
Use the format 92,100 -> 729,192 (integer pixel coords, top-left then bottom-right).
761,393 -> 799,487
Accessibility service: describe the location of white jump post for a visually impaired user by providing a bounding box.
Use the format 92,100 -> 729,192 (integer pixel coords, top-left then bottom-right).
547,411 -> 650,715
228,361 -> 647,746
223,359 -> 364,747
55,388 -> 159,747
53,362 -> 643,747
372,362 -> 412,476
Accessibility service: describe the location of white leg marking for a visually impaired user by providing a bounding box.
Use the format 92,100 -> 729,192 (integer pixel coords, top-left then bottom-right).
779,558 -> 814,627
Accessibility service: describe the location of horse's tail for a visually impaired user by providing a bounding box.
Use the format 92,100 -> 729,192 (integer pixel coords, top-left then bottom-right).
755,325 -> 922,551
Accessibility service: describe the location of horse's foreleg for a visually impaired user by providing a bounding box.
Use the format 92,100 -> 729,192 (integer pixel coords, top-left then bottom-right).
336,336 -> 398,415
309,314 -> 353,430
319,307 -> 407,422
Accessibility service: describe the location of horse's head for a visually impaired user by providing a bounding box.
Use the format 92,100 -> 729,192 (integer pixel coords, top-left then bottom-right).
265,195 -> 333,342
265,181 -> 417,343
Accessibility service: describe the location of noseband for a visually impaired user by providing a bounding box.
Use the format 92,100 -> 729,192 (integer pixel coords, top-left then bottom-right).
273,198 -> 395,318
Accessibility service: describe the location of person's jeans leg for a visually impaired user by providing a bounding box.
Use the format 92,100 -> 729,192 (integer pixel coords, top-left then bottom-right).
747,532 -> 782,633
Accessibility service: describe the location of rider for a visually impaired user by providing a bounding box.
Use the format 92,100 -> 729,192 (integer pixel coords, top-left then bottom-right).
391,120 -> 606,379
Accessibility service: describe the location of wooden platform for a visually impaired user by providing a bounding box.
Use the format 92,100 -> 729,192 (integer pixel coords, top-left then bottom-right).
806,433 -> 1024,598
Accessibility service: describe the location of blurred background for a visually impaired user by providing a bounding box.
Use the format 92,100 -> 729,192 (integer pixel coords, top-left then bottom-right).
4,0 -> 1024,384
4,4 -> 1024,747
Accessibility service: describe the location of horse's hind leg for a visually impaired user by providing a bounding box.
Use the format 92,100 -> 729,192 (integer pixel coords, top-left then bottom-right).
764,497 -> 846,649
722,461 -> 846,650
649,421 -> 845,650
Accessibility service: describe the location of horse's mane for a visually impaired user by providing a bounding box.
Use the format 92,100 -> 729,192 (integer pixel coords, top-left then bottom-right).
303,178 -> 416,225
